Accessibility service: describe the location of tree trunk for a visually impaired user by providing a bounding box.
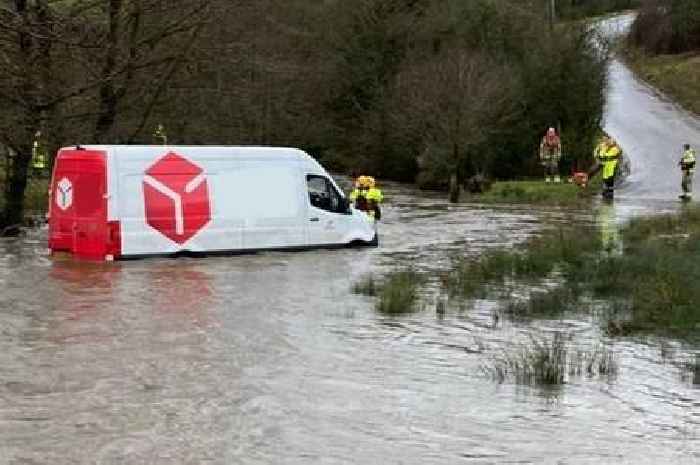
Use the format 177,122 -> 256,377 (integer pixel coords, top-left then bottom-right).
448,172 -> 461,203
449,142 -> 461,203
1,1 -> 38,234
93,0 -> 123,142
1,146 -> 31,235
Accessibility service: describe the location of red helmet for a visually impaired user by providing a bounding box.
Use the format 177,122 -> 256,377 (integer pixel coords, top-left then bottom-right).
545,127 -> 559,146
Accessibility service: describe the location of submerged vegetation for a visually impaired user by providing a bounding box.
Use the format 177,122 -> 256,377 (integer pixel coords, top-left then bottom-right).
681,355 -> 700,385
449,206 -> 700,340
486,333 -> 618,386
448,227 -> 601,299
501,287 -> 579,321
353,269 -> 423,315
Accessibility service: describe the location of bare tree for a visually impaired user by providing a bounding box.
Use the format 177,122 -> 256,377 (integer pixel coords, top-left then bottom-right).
0,0 -> 211,233
396,49 -> 518,201
0,0 -> 57,232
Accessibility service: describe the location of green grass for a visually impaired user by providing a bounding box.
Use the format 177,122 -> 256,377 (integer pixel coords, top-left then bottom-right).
569,210 -> 700,338
448,227 -> 602,299
623,47 -> 700,116
501,287 -> 579,321
448,206 -> 700,340
353,269 -> 423,315
377,270 -> 422,315
486,333 -> 618,386
473,180 -> 592,205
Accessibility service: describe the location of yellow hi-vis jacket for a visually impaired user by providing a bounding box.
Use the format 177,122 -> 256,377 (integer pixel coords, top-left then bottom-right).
681,149 -> 696,174
350,187 -> 383,203
597,144 -> 621,180
32,140 -> 47,169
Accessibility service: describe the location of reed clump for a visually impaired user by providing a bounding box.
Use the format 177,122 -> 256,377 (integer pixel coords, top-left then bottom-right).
501,287 -> 578,321
682,355 -> 700,385
353,269 -> 423,315
487,333 -> 618,386
376,270 -> 422,315
352,274 -> 379,296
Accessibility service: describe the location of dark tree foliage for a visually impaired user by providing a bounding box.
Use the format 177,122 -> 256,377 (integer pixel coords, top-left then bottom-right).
322,0 -> 609,191
557,0 -> 640,19
630,0 -> 700,54
0,0 -> 614,226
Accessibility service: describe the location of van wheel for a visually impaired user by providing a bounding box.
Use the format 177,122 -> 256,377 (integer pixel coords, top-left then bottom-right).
348,234 -> 379,248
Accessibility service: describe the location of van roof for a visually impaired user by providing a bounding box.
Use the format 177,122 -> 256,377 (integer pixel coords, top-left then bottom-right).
62,145 -> 320,163
63,144 -> 306,155
58,145 -> 328,175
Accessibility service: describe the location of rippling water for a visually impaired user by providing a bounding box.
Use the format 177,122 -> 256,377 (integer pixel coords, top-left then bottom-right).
1,180 -> 698,465
3,13 -> 700,464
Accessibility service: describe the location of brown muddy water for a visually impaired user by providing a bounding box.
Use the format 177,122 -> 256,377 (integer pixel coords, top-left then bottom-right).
1,180 -> 698,464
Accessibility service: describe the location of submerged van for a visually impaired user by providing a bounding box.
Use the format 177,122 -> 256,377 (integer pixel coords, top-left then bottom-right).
48,146 -> 377,260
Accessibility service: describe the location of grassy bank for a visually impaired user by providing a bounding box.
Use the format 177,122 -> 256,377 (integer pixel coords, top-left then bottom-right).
448,207 -> 700,340
470,177 -> 602,205
623,47 -> 700,116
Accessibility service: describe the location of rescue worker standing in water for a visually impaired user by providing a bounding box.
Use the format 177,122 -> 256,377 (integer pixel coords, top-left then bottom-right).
31,131 -> 47,177
679,143 -> 696,199
539,127 -> 562,183
597,136 -> 622,199
350,175 -> 384,220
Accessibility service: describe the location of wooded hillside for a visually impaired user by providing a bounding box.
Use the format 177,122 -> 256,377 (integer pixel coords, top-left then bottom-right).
1,0 -> 616,229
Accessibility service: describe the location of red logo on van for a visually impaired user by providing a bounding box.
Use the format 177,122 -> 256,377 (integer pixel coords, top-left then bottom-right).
143,152 -> 211,244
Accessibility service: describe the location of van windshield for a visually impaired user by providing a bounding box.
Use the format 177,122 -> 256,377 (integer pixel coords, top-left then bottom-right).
306,175 -> 345,213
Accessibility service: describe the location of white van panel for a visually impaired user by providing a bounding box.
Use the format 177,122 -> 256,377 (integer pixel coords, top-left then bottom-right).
221,164 -> 300,219
222,162 -> 306,249
75,145 -> 375,257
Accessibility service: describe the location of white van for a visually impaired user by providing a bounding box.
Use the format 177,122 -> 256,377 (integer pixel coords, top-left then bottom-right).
48,146 -> 377,260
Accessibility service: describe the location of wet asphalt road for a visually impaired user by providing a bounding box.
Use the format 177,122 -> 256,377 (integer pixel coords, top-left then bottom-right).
603,15 -> 700,200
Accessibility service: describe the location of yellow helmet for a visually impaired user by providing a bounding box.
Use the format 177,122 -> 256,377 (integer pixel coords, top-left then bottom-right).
356,175 -> 374,189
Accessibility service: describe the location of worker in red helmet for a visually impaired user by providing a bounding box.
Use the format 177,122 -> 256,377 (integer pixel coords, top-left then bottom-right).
539,127 -> 562,183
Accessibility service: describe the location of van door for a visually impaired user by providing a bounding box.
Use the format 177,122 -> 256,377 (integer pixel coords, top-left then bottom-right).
305,174 -> 352,245
48,150 -> 107,259
72,156 -> 108,259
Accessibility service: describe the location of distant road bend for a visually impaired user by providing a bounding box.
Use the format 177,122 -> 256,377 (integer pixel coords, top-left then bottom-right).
601,15 -> 700,200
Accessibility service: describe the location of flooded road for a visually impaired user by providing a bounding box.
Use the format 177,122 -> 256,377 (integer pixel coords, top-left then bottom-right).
1,186 -> 698,464
1,16 -> 700,465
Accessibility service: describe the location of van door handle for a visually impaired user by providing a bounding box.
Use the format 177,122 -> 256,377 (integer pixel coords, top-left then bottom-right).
309,217 -> 319,222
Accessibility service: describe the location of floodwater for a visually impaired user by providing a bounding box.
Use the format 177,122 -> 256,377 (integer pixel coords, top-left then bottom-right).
1,16 -> 700,465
